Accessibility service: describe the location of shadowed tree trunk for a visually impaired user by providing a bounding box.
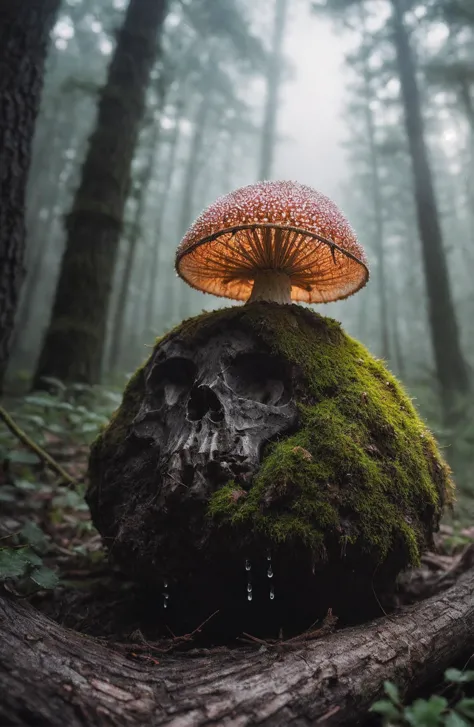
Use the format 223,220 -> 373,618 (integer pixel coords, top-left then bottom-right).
107,117 -> 163,373
258,0 -> 289,180
0,0 -> 60,392
1,556 -> 474,726
390,0 -> 470,420
33,0 -> 169,388
359,9 -> 390,362
146,99 -> 184,335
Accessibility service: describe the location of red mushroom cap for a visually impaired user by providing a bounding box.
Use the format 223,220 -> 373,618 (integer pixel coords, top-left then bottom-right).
175,180 -> 369,303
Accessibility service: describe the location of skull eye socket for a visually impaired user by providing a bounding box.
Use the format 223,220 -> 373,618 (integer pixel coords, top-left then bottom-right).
187,386 -> 224,423
224,353 -> 292,406
147,357 -> 196,409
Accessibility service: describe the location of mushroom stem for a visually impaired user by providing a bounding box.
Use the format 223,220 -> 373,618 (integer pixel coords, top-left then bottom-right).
247,271 -> 291,305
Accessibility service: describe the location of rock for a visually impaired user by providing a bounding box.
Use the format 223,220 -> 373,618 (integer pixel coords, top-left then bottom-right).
87,303 -> 452,637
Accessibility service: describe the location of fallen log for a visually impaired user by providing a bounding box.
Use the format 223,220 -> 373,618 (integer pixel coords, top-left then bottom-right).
1,558 -> 474,727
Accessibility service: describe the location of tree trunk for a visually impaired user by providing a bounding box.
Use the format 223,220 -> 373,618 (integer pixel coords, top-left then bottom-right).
359,10 -> 390,362
1,560 -> 474,726
33,0 -> 168,387
390,0 -> 470,420
146,100 -> 184,335
107,119 -> 162,372
176,90 -> 212,321
258,0 -> 289,180
0,0 -> 60,392
177,92 -> 210,239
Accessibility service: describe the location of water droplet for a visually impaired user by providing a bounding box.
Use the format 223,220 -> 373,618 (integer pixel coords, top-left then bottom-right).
267,550 -> 272,561
163,600 -> 168,609
267,567 -> 273,578
248,592 -> 253,601
245,559 -> 251,571
164,579 -> 168,588
247,582 -> 252,593
270,586 -> 275,600
163,592 -> 169,600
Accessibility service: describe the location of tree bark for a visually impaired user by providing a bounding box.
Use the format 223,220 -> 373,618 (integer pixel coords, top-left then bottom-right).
258,0 -> 289,180
390,0 -> 470,419
146,99 -> 184,335
358,9 -> 390,363
33,0 -> 168,387
107,118 -> 163,372
0,0 -> 60,392
1,562 -> 474,726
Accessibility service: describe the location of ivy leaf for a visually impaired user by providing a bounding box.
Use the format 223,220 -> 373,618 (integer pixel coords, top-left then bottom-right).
446,711 -> 470,727
8,450 -> 40,465
38,376 -> 66,392
30,567 -> 59,589
445,669 -> 474,684
20,521 -> 49,551
456,698 -> 474,720
0,549 -> 29,579
405,696 -> 448,727
384,680 -> 401,704
369,700 -> 400,720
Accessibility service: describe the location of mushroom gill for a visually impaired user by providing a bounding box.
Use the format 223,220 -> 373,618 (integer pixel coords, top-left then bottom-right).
175,180 -> 369,305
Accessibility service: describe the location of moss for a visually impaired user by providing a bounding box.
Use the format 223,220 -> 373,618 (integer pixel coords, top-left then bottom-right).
203,303 -> 452,570
93,302 -> 453,575
90,361 -> 148,460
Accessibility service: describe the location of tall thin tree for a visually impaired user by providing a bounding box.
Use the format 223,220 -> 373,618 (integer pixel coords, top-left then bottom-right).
0,0 -> 60,391
34,0 -> 168,386
259,0 -> 290,179
391,0 -> 470,418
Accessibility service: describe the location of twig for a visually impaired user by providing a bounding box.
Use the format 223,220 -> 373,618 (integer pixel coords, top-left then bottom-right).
0,404 -> 76,487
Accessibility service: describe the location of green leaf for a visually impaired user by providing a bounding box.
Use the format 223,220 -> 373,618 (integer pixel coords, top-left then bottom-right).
445,669 -> 474,684
39,376 -> 66,391
456,698 -> 474,720
405,696 -> 448,727
23,395 -> 56,408
20,521 -> 48,550
384,680 -> 401,704
369,700 -> 401,720
8,450 -> 40,465
446,711 -> 470,727
21,548 -> 42,567
14,478 -> 41,491
30,566 -> 59,589
0,549 -> 29,579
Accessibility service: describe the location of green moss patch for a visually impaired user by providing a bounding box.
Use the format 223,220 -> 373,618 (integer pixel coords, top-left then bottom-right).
91,303 -> 452,576
203,304 -> 452,569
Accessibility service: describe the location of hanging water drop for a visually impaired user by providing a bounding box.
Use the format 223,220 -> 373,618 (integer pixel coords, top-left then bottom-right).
164,592 -> 169,600
270,586 -> 275,600
245,559 -> 251,571
164,579 -> 168,588
267,550 -> 272,561
267,566 -> 273,578
163,599 -> 168,609
248,592 -> 253,601
247,582 -> 252,593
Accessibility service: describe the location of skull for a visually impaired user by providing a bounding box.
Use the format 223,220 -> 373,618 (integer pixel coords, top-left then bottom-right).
131,328 -> 298,504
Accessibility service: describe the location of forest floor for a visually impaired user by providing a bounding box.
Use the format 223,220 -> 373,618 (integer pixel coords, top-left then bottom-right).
1,385 -> 474,647
2,386 -> 474,726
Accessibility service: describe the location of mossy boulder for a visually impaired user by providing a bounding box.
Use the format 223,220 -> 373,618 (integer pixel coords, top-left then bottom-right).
87,303 -> 452,636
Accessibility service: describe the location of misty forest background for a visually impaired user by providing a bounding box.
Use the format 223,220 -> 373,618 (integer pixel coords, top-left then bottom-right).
3,0 -> 474,514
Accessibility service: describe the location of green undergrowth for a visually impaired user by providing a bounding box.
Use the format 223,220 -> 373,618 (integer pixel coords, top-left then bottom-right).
96,303 -> 453,570
370,671 -> 474,726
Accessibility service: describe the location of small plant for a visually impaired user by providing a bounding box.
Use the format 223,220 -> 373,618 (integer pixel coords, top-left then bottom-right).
0,521 -> 59,591
370,672 -> 474,726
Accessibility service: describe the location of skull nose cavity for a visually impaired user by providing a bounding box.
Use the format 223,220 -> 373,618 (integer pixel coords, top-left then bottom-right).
187,385 -> 224,423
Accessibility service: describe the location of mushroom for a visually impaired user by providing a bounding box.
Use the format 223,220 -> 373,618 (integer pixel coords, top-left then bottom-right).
176,180 -> 369,305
